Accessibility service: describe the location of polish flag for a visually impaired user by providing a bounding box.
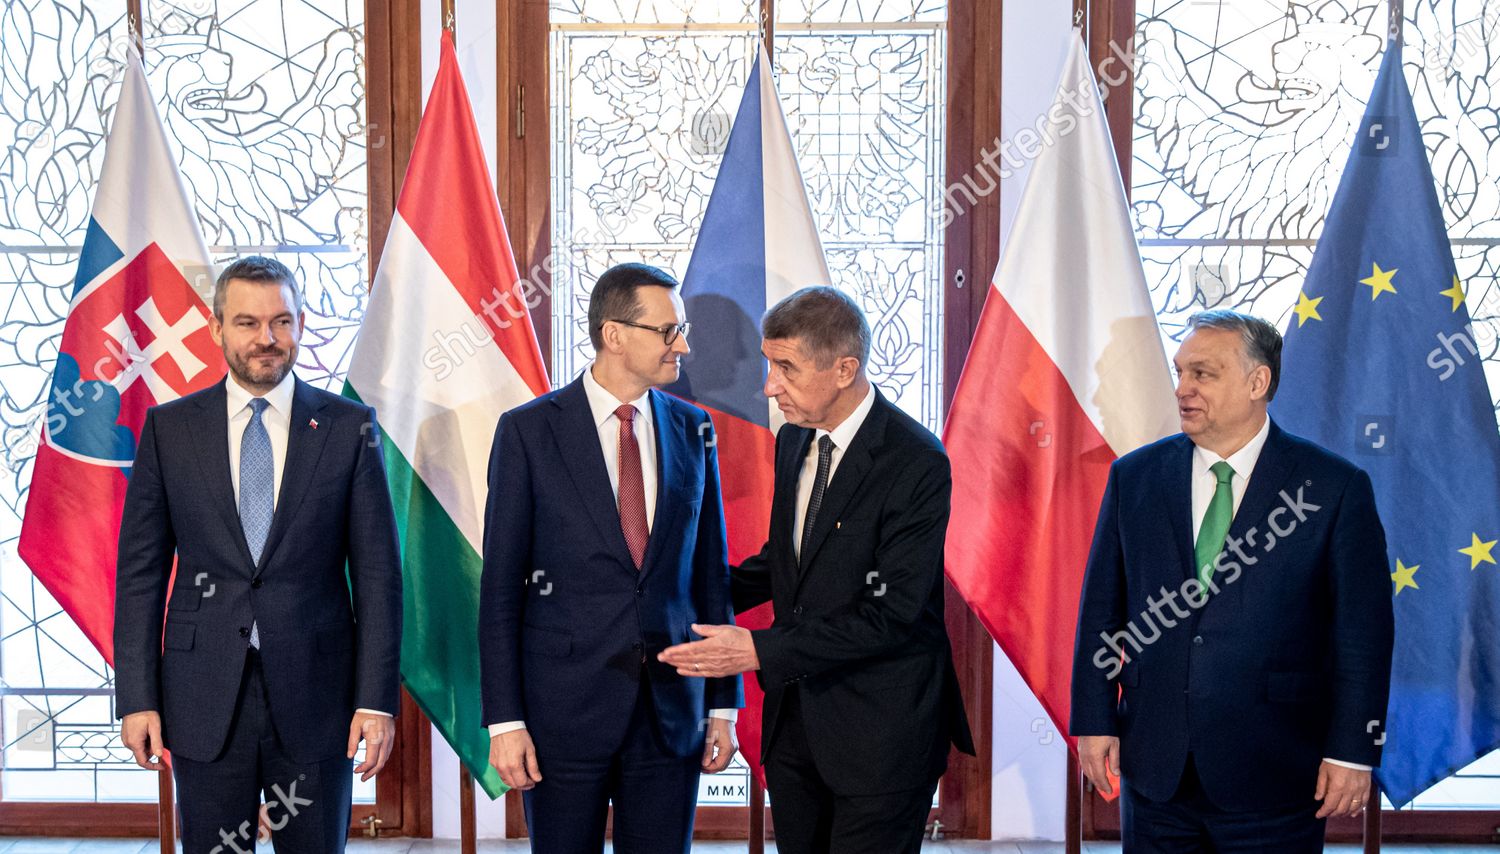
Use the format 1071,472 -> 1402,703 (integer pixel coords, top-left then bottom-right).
943,33 -> 1177,755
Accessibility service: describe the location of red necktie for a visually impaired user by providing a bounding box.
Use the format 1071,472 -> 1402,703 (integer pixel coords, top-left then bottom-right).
615,404 -> 648,569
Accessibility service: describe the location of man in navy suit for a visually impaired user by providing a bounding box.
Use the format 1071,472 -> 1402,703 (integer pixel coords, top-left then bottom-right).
115,256 -> 402,853
480,262 -> 742,854
1070,310 -> 1394,852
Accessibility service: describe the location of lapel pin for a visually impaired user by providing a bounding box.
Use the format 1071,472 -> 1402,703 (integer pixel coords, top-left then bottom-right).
836,521 -> 842,530
309,418 -> 319,430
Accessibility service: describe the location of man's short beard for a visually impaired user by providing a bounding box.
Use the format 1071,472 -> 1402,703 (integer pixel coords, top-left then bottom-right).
229,347 -> 294,388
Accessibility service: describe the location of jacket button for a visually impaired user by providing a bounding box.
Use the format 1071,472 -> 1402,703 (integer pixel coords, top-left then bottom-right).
793,605 -> 804,616
635,586 -> 644,596
1193,635 -> 1204,646
631,642 -> 643,651
239,627 -> 250,638
251,578 -> 263,589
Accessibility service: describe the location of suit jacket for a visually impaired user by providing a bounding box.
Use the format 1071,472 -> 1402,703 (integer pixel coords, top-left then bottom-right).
113,377 -> 403,764
1069,420 -> 1395,812
479,378 -> 742,760
734,390 -> 974,797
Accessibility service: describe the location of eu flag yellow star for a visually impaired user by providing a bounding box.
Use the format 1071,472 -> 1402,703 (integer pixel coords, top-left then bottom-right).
1293,291 -> 1324,327
1440,275 -> 1466,312
1459,533 -> 1497,570
1391,559 -> 1419,595
1360,263 -> 1398,300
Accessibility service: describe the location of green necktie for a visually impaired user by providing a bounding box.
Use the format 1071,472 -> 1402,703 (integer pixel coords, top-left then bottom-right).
1194,461 -> 1236,587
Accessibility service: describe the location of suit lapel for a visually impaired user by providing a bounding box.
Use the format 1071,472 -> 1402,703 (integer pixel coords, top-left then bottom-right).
547,378 -> 637,572
639,390 -> 686,576
190,379 -> 258,571
776,425 -> 814,577
795,394 -> 889,576
1162,435 -> 1196,581
1223,421 -> 1297,551
257,378 -> 331,572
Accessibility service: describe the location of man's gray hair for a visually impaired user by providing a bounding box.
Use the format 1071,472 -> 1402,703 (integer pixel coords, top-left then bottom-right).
1185,309 -> 1282,401
761,286 -> 871,369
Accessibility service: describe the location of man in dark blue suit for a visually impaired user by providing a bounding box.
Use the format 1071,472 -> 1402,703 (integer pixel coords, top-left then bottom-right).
480,263 -> 742,853
115,256 -> 402,853
1071,310 -> 1394,852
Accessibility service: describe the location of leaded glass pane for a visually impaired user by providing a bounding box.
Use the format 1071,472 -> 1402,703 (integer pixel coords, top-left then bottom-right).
776,26 -> 946,429
0,0 -> 370,802
1133,0 -> 1500,426
549,2 -> 947,432
549,25 -> 758,385
550,0 -> 755,25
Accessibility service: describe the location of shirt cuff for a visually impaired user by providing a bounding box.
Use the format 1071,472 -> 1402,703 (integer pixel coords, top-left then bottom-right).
707,708 -> 738,722
489,721 -> 527,737
1323,757 -> 1372,771
356,708 -> 393,718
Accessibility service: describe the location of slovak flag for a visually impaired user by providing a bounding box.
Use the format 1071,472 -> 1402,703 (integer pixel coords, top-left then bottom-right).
664,43 -> 831,774
19,48 -> 222,663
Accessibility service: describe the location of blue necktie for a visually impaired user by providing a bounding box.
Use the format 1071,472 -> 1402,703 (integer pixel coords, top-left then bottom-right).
239,398 -> 272,648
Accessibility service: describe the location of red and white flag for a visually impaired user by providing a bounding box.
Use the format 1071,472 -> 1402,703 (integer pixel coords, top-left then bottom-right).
943,33 -> 1177,755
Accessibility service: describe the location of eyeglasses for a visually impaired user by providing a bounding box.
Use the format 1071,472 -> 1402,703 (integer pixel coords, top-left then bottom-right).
608,319 -> 691,346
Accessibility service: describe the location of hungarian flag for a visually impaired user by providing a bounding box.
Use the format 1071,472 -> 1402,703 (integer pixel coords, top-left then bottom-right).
664,44 -> 831,776
344,31 -> 549,799
943,33 -> 1177,756
19,48 -> 221,663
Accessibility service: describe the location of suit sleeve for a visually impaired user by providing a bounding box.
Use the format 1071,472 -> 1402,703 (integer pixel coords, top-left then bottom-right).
480,411 -> 532,727
1321,468 -> 1394,766
750,448 -> 949,682
693,414 -> 744,710
1069,462 -> 1127,737
113,408 -> 175,718
346,408 -> 403,715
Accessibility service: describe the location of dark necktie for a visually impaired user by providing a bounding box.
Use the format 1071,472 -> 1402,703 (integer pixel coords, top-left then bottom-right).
800,435 -> 834,565
615,404 -> 648,569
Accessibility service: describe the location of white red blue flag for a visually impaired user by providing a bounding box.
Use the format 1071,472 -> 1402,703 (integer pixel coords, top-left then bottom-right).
19,48 -> 221,662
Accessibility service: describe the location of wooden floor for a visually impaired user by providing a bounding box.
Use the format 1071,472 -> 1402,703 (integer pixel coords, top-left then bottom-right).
0,841 -> 1487,853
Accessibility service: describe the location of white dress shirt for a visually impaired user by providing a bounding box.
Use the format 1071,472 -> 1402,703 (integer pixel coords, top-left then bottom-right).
1188,415 -> 1367,772
226,373 -> 390,720
490,364 -> 735,737
793,384 -> 877,560
226,372 -> 295,511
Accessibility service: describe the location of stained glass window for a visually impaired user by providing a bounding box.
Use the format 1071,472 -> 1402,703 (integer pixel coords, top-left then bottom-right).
549,0 -> 949,431
1132,0 -> 1500,809
0,0 -> 371,802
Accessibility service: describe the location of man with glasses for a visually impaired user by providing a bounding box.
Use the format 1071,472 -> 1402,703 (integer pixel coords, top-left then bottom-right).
480,262 -> 742,853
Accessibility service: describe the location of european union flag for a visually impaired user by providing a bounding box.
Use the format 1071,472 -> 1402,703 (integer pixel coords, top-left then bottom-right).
1273,40 -> 1500,808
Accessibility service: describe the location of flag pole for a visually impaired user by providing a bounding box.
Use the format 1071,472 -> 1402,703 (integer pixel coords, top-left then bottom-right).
1065,753 -> 1082,854
437,8 -> 478,850
460,768 -> 477,854
157,767 -> 175,854
749,774 -> 766,853
1363,778 -> 1381,853
1067,3 -> 1089,852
